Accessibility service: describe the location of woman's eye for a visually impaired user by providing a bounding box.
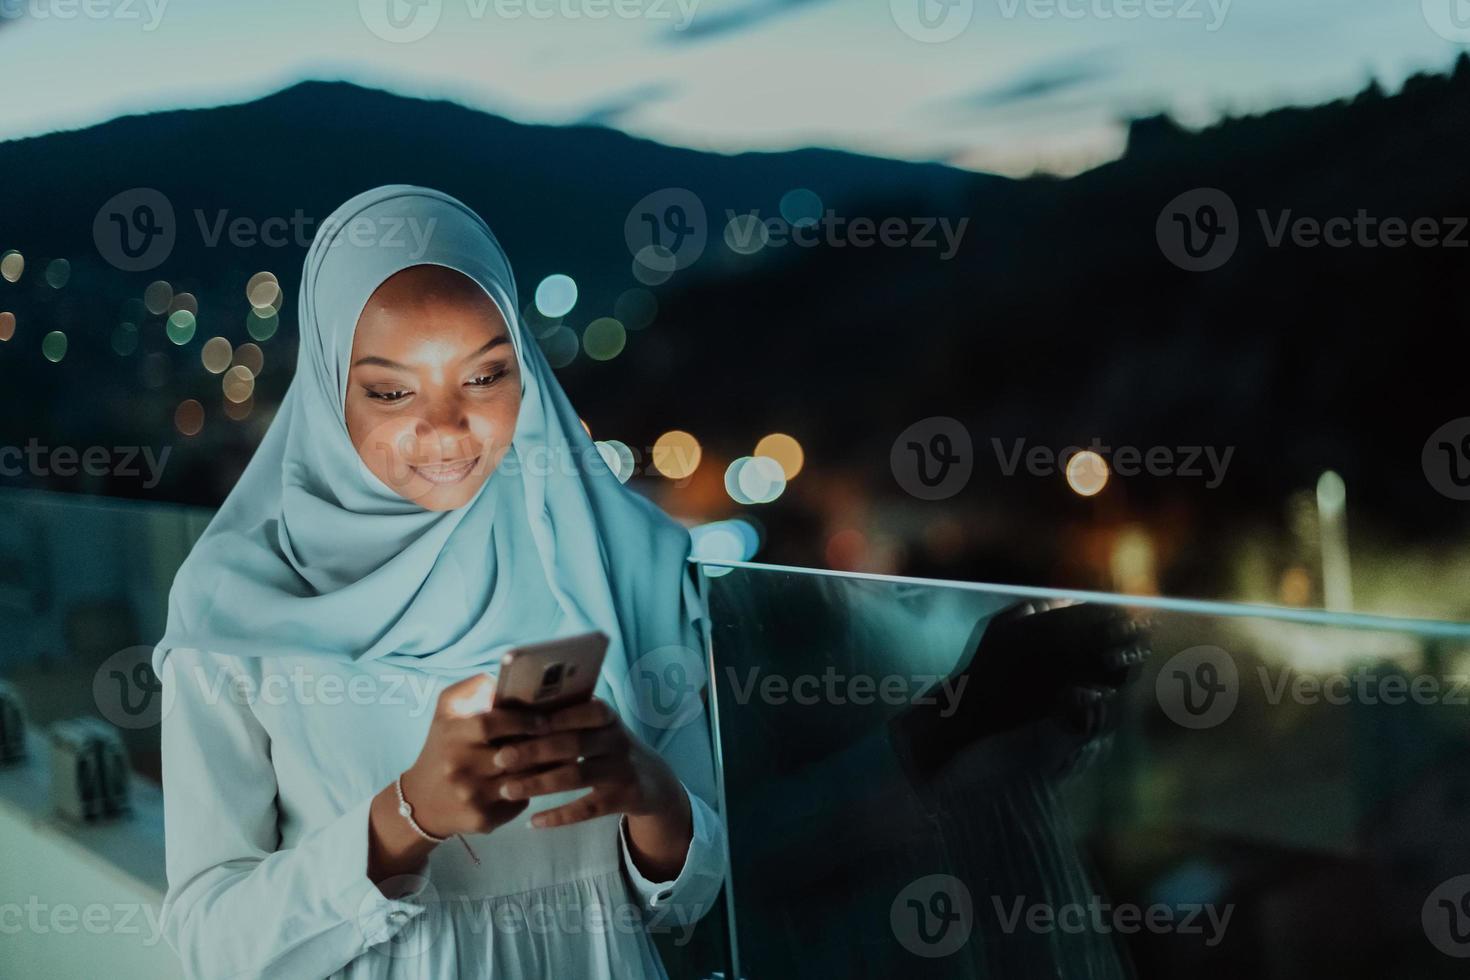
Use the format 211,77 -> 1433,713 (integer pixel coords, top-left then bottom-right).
468,370 -> 506,388
365,389 -> 411,402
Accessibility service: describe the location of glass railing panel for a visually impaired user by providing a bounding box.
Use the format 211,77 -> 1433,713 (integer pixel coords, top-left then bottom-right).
695,559 -> 1470,980
0,488 -> 211,778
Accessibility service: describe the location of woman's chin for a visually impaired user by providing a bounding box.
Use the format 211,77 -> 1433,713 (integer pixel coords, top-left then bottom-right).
412,474 -> 489,511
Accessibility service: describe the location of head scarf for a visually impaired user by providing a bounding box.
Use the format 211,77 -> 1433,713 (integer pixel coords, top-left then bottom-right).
153,186 -> 703,743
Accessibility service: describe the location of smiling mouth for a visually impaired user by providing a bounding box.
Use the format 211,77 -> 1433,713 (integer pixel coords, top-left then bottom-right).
411,456 -> 481,486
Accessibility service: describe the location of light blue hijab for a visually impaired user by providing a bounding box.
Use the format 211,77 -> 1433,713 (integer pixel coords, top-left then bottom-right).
153,186 -> 703,743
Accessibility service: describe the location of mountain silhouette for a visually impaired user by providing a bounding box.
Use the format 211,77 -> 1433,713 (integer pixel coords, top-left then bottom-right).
0,68 -> 1466,591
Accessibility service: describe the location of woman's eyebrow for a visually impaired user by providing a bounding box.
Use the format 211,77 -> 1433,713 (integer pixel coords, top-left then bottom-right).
464,336 -> 510,360
352,336 -> 509,370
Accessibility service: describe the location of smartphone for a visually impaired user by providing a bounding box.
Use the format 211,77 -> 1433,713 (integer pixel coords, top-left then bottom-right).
492,630 -> 609,713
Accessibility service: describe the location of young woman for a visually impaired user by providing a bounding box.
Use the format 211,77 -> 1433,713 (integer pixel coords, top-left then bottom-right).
152,186 -> 726,979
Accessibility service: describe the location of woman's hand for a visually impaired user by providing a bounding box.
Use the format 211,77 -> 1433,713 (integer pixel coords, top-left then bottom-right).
367,673 -> 550,885
494,698 -> 694,881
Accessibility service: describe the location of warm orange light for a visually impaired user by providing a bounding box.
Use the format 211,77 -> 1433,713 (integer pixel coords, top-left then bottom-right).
652,430 -> 702,480
754,432 -> 804,480
1066,450 -> 1109,496
175,399 -> 204,436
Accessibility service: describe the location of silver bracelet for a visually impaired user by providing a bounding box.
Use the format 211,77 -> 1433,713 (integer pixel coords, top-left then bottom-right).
394,772 -> 447,844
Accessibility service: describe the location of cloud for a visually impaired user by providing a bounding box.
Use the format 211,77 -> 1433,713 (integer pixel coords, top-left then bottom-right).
663,0 -> 833,43
956,53 -> 1117,111
574,82 -> 679,127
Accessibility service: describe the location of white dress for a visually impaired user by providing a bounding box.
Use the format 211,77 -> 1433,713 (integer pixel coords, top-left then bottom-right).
156,646 -> 727,980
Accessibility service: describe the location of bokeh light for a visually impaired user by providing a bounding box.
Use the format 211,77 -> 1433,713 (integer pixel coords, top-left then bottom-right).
41,331 -> 68,363
233,342 -> 264,376
523,303 -> 562,340
247,308 -> 279,342
111,322 -> 138,356
631,248 -> 674,286
724,214 -> 768,255
143,280 -> 174,316
1066,450 -> 1109,496
175,399 -> 204,437
540,325 -> 579,369
825,528 -> 867,571
780,188 -> 823,228
170,292 -> 199,317
596,440 -> 635,483
535,274 -> 578,318
726,456 -> 786,504
652,430 -> 702,479
0,311 -> 14,342
44,258 -> 70,289
690,518 -> 760,573
223,365 -> 255,403
1317,469 -> 1346,517
739,456 -> 786,503
247,272 -> 281,312
201,336 -> 233,374
0,250 -> 22,283
224,395 -> 254,422
726,457 -> 755,504
166,309 -> 197,345
753,433 -> 804,480
613,288 -> 657,330
582,317 -> 626,361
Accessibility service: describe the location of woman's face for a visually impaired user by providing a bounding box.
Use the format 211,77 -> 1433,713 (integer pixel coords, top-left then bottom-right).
345,265 -> 521,511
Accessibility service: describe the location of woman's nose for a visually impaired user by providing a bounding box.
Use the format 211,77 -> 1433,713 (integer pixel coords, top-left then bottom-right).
414,398 -> 471,444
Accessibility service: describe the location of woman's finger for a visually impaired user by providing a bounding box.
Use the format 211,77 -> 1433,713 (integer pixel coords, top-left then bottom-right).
530,785 -> 623,829
464,705 -> 550,744
544,698 -> 618,734
493,725 -> 627,772
437,672 -> 495,718
498,756 -> 623,801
